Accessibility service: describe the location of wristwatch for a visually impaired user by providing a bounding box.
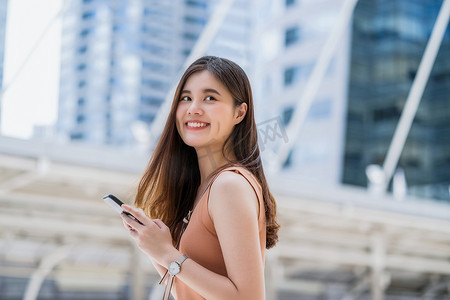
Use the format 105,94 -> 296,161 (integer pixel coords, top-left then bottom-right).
168,254 -> 189,276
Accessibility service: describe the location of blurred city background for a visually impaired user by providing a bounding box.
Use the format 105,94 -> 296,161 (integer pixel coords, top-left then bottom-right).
0,0 -> 450,299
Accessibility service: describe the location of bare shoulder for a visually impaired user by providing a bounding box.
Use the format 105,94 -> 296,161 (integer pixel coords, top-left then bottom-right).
208,170 -> 259,218
210,170 -> 255,198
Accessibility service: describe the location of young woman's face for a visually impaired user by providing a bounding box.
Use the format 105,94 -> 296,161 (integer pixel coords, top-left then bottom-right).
176,70 -> 246,152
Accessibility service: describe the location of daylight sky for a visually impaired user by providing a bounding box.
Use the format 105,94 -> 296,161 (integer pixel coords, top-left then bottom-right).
1,0 -> 62,139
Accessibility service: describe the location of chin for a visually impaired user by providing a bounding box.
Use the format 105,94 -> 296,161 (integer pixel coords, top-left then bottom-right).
182,138 -> 208,148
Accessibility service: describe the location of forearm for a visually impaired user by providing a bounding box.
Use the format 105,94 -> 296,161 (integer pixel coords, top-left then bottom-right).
176,258 -> 245,300
162,249 -> 264,300
150,258 -> 167,278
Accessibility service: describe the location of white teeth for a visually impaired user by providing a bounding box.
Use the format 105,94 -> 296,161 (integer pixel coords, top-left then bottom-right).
187,122 -> 208,128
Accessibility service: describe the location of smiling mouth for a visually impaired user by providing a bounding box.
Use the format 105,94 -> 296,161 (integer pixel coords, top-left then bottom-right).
186,122 -> 209,128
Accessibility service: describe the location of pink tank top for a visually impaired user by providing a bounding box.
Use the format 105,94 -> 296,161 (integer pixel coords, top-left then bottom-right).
172,166 -> 266,299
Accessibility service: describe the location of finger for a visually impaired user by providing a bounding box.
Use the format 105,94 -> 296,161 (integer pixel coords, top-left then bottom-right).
120,212 -> 144,230
151,219 -> 168,230
121,215 -> 140,238
128,227 -> 138,238
122,204 -> 147,221
121,205 -> 147,226
121,217 -> 133,230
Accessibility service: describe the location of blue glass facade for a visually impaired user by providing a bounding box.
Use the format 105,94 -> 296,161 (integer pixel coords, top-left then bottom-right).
344,0 -> 450,201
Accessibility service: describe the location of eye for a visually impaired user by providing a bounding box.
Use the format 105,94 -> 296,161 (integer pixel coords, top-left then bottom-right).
180,96 -> 191,101
205,96 -> 216,101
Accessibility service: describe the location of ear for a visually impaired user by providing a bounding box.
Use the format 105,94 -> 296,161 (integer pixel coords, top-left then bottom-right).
234,103 -> 247,125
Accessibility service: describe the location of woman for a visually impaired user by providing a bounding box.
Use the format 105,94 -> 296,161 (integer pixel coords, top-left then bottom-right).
121,56 -> 279,300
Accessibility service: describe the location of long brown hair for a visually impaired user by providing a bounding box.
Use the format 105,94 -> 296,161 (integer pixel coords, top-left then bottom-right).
134,56 -> 279,249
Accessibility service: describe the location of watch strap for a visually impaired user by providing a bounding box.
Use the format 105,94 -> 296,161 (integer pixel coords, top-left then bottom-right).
163,276 -> 173,300
176,254 -> 189,266
161,254 -> 189,300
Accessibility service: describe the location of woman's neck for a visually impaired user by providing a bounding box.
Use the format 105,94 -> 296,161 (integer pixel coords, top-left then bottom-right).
196,145 -> 233,185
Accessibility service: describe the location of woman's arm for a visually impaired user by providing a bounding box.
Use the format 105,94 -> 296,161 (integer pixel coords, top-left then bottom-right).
121,172 -> 264,300
150,258 -> 167,278
177,171 -> 265,299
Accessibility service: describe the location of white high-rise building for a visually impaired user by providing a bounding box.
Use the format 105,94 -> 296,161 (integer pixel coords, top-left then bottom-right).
56,0 -> 254,146
0,0 -> 8,129
253,0 -> 350,185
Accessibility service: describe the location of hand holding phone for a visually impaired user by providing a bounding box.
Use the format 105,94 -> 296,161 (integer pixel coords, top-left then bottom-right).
103,194 -> 144,225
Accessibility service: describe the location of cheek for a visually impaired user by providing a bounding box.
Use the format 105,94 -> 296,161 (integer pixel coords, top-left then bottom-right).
214,107 -> 236,133
175,106 -> 184,131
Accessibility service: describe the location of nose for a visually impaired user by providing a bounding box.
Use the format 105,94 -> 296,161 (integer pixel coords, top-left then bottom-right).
187,99 -> 203,115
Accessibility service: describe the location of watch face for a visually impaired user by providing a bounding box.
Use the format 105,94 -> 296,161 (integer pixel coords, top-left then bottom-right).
168,262 -> 180,275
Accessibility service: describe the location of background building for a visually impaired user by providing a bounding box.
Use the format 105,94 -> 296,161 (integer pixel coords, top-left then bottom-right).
0,0 -> 8,129
1,0 -> 450,299
253,0 -> 350,186
343,0 -> 450,201
56,0 -> 254,146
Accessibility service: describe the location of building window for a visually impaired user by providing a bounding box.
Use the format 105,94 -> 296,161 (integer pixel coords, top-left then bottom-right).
284,67 -> 299,86
141,96 -> 163,105
82,11 -> 95,20
185,0 -> 207,8
282,106 -> 294,125
184,15 -> 206,26
139,113 -> 154,123
373,106 -> 400,122
78,45 -> 88,54
70,132 -> 84,140
142,79 -> 166,90
283,150 -> 294,168
286,0 -> 296,7
183,32 -> 198,40
77,63 -> 87,71
80,28 -> 92,37
141,42 -> 165,54
345,152 -> 362,165
76,114 -> 85,123
113,24 -> 125,33
143,61 -> 166,73
143,7 -> 157,17
285,26 -> 300,47
284,64 -> 313,86
183,49 -> 191,57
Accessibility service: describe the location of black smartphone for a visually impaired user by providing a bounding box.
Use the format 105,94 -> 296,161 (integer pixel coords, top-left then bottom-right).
103,194 -> 144,225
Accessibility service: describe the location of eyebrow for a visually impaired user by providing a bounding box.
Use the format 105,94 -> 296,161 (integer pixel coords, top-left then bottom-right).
181,88 -> 222,96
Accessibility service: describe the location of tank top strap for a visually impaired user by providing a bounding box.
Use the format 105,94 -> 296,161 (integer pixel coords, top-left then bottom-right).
209,166 -> 261,193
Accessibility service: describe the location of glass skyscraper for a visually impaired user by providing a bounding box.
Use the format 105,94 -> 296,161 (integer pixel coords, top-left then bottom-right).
56,0 -> 253,146
343,0 -> 450,201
